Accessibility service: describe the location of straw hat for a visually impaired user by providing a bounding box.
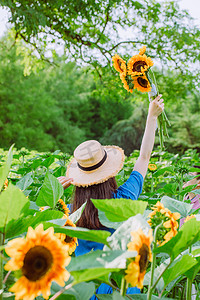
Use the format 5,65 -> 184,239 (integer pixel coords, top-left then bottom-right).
66,140 -> 125,187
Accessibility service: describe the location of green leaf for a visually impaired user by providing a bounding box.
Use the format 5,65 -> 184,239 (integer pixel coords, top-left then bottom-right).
162,254 -> 198,287
16,172 -> 33,191
36,170 -> 63,208
104,214 -> 150,251
153,166 -> 174,177
161,196 -> 193,217
185,248 -> 200,280
98,210 -> 123,230
91,199 -> 148,222
113,291 -> 127,300
68,250 -> 136,272
44,223 -> 111,246
71,268 -> 119,284
5,210 -> 64,239
69,202 -> 86,224
0,144 -> 13,190
51,281 -> 95,300
154,218 -> 200,259
0,183 -> 29,232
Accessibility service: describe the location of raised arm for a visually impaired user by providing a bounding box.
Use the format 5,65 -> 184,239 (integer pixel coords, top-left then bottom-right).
133,94 -> 164,178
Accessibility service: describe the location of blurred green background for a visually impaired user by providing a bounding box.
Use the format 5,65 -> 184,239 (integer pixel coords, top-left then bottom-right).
0,0 -> 199,155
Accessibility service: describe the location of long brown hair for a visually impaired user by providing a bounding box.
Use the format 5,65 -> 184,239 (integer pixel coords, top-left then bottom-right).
72,177 -> 118,229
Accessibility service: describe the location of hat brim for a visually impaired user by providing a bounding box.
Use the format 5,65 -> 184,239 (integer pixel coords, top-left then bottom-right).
66,145 -> 125,187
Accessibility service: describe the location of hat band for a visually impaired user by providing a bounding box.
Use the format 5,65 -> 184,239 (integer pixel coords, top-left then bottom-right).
77,150 -> 107,172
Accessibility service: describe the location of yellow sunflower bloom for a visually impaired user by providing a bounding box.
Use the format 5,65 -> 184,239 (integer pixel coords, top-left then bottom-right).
55,215 -> 78,255
139,46 -> 146,55
151,201 -> 165,212
133,75 -> 151,93
184,215 -> 196,223
125,229 -> 153,289
120,74 -> 133,93
163,218 -> 179,231
55,199 -> 70,216
4,224 -> 71,300
162,228 -> 178,244
148,163 -> 157,172
164,210 -> 180,221
127,54 -> 153,76
112,54 -> 127,75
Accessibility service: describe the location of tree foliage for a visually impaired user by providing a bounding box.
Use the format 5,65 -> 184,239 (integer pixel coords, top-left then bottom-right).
1,0 -> 200,87
0,32 -> 133,153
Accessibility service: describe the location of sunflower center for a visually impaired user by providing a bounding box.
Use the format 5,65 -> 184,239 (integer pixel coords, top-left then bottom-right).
132,61 -> 146,72
22,246 -> 53,281
137,77 -> 148,88
139,244 -> 149,273
64,235 -> 74,243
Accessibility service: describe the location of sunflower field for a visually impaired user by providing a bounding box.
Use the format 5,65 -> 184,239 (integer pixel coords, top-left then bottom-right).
1,146 -> 200,300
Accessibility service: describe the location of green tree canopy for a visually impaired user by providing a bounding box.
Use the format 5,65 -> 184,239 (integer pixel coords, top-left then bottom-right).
1,0 -> 200,87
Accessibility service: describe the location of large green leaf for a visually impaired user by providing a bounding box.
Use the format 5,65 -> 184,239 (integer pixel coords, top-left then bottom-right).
104,214 -> 150,251
185,248 -> 200,280
98,210 -> 123,230
92,199 -> 148,222
162,254 -> 198,288
51,281 -> 95,300
71,268 -> 119,284
154,218 -> 200,259
68,250 -> 136,272
0,183 -> 29,232
36,170 -> 63,208
161,196 -> 193,217
5,210 -> 64,239
44,223 -> 111,246
0,145 -> 13,190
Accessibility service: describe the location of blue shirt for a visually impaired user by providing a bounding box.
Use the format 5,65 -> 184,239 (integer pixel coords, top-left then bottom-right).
69,171 -> 144,298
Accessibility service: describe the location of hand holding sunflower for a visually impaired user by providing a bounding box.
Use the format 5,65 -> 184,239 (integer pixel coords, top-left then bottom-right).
112,46 -> 170,150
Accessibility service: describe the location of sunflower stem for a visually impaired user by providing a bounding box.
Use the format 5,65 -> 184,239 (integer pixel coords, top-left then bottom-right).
147,223 -> 163,300
151,175 -> 154,193
186,246 -> 193,300
49,282 -> 74,300
178,173 -> 184,201
157,116 -> 164,151
120,276 -> 127,297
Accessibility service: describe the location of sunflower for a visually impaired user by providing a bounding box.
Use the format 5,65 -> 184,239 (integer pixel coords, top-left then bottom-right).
151,201 -> 165,212
133,75 -> 151,93
4,224 -> 71,300
148,202 -> 180,245
139,46 -> 146,55
125,229 -> 153,289
55,199 -> 70,216
120,74 -> 133,93
148,163 -> 157,172
127,54 -> 153,76
112,54 -> 127,75
55,215 -> 78,255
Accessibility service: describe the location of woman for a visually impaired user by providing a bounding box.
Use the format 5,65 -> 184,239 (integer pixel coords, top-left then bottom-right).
57,95 -> 164,298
